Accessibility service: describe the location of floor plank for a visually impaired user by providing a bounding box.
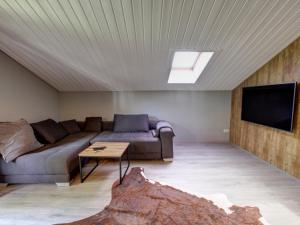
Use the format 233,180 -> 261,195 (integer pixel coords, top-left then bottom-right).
0,143 -> 300,225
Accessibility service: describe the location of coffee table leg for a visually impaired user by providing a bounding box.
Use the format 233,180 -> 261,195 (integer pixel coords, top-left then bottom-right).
119,158 -> 122,184
119,148 -> 130,185
79,156 -> 83,183
79,157 -> 99,183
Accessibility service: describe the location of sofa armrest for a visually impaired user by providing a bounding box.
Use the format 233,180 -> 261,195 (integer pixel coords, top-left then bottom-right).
156,121 -> 175,160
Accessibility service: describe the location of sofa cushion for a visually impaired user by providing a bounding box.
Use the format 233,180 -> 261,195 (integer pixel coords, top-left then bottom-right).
90,131 -> 161,159
60,120 -> 80,134
42,132 -> 97,149
0,132 -> 97,176
90,131 -> 157,143
84,117 -> 102,132
31,119 -> 68,144
0,119 -> 43,162
113,114 -> 149,132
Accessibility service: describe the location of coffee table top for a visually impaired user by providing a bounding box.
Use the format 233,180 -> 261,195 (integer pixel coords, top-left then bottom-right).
79,142 -> 130,158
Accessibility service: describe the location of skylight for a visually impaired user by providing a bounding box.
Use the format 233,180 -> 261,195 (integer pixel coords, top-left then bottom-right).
168,51 -> 214,84
172,52 -> 200,69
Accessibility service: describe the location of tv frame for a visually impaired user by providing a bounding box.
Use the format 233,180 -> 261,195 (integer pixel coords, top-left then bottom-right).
241,82 -> 297,132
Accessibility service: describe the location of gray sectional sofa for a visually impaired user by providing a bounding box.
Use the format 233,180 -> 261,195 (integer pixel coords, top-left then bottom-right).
0,115 -> 174,185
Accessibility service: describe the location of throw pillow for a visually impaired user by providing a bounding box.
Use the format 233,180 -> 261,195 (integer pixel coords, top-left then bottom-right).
0,119 -> 43,162
31,119 -> 68,144
113,114 -> 149,132
84,117 -> 102,132
60,120 -> 80,134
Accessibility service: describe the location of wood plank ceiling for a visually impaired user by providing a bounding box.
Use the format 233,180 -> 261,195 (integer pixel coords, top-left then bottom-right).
0,0 -> 299,91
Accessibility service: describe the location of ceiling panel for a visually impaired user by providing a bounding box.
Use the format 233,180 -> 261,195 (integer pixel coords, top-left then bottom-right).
0,0 -> 299,91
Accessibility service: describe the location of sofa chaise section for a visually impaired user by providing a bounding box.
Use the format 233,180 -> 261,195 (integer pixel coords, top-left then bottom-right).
0,132 -> 97,185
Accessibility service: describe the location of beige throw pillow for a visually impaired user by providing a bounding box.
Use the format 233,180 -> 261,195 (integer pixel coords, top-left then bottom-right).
0,119 -> 43,163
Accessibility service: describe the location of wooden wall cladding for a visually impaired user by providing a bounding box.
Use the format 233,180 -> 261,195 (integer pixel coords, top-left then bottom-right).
230,37 -> 300,179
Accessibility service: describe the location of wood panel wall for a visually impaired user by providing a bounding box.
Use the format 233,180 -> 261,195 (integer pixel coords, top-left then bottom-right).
230,37 -> 300,179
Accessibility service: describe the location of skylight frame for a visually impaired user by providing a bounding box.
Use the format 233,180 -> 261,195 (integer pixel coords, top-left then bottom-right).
168,51 -> 214,84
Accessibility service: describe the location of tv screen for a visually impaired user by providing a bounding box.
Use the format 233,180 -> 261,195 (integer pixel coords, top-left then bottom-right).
241,82 -> 296,131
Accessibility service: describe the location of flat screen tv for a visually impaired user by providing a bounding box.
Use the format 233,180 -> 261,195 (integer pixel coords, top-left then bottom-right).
241,82 -> 297,132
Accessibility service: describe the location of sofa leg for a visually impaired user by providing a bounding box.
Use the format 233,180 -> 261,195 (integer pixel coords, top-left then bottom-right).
0,183 -> 8,187
163,158 -> 173,162
56,182 -> 70,187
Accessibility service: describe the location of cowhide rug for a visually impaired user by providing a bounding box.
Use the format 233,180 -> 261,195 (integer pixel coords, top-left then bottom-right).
57,167 -> 268,225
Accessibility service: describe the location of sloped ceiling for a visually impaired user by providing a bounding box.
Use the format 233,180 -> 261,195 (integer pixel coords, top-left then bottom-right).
0,0 -> 299,91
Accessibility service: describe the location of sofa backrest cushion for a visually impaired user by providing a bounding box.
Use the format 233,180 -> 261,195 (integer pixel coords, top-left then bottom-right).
84,117 -> 102,132
113,114 -> 149,132
31,119 -> 68,144
76,121 -> 85,131
0,119 -> 43,162
60,120 -> 81,134
103,121 -> 114,131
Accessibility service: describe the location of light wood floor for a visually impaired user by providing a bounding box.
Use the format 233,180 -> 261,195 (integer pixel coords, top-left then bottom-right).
1,143 -> 300,225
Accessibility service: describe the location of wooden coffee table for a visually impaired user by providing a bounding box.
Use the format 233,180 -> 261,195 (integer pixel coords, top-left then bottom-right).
78,142 -> 130,184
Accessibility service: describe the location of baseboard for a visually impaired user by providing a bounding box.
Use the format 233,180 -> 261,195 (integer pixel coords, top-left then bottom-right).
56,182 -> 70,187
163,158 -> 173,162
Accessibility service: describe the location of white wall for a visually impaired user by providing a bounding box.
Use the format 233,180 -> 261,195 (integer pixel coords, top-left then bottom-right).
59,91 -> 231,142
0,49 -> 231,142
0,51 -> 59,122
